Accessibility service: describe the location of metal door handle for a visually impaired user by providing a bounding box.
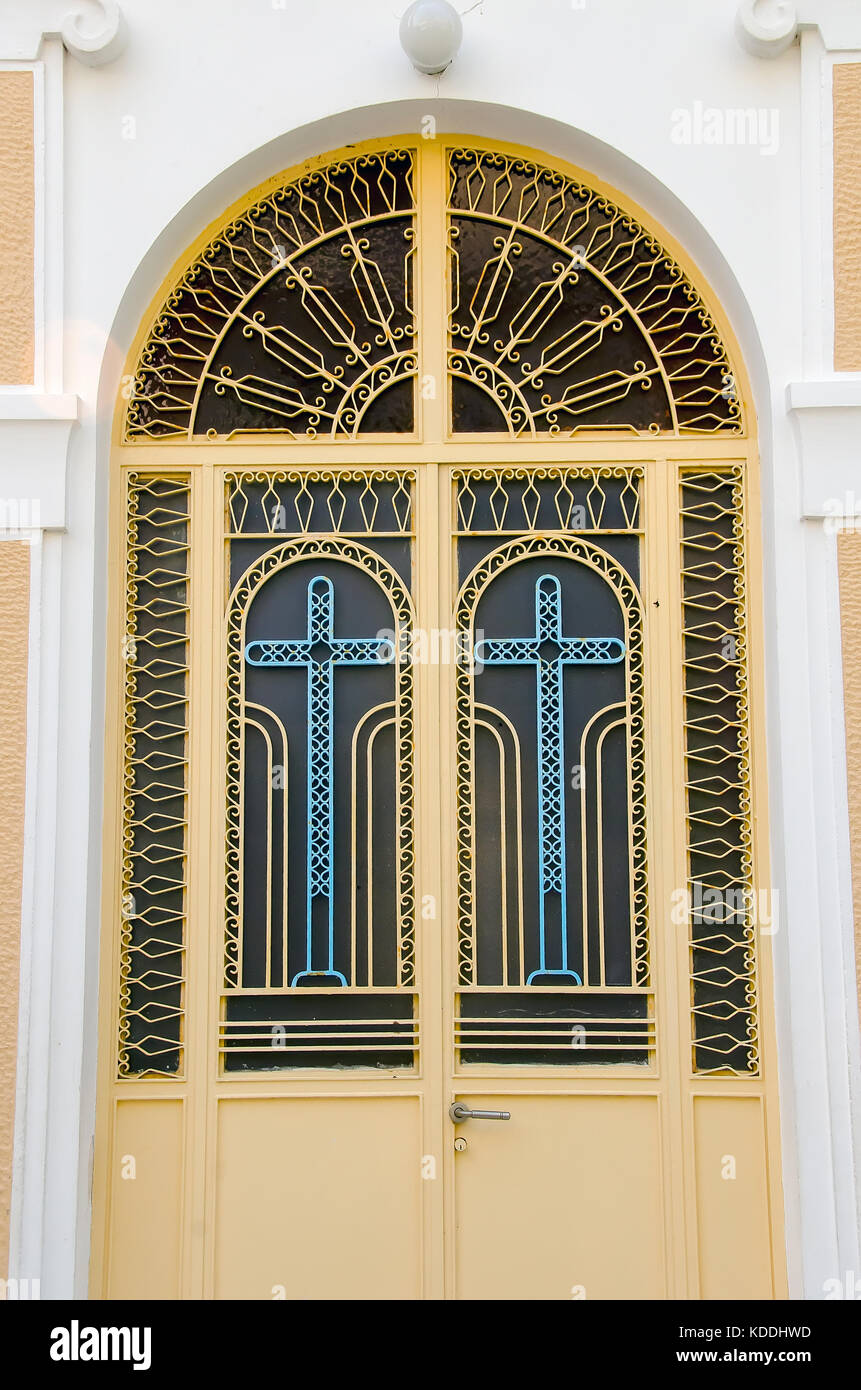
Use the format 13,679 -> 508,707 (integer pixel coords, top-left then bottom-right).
449,1102 -> 511,1124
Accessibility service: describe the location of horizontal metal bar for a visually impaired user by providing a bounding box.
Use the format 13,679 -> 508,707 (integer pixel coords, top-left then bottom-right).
226,531 -> 415,540
459,1017 -> 653,1028
222,987 -> 418,996
220,1020 -> 419,1030
456,985 -> 652,994
454,1035 -> 654,1044
453,1041 -> 654,1051
453,528 -> 643,537
218,1043 -> 419,1054
455,1030 -> 654,1040
220,1029 -> 419,1042
122,441 -> 754,465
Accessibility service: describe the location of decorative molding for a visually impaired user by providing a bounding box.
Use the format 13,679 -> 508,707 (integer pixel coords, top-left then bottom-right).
0,4 -> 126,65
788,379 -> 861,410
787,380 -> 861,517
736,1 -> 799,58
0,395 -> 79,530
0,392 -> 79,422
737,1 -> 861,57
60,2 -> 126,68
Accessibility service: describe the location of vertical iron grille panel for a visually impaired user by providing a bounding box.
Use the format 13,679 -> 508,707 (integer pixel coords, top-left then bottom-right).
125,150 -> 417,440
118,474 -> 190,1077
680,467 -> 758,1075
224,471 -> 416,1069
447,148 -> 742,437
454,467 -> 649,1066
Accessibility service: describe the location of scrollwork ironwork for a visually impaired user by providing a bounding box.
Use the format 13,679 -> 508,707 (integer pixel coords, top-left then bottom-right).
126,151 -> 417,440
448,148 -> 742,437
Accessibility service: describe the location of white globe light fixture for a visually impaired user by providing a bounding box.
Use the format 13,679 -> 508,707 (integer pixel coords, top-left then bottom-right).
399,0 -> 463,75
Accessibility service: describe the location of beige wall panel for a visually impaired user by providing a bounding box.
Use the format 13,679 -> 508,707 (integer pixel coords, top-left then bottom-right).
107,1100 -> 185,1299
834,64 -> 861,370
454,1094 -> 665,1299
693,1096 -> 773,1299
0,541 -> 30,1278
0,71 -> 34,385
838,531 -> 861,1019
214,1096 -> 422,1299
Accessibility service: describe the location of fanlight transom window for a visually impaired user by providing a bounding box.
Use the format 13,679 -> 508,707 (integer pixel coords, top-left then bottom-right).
125,145 -> 743,441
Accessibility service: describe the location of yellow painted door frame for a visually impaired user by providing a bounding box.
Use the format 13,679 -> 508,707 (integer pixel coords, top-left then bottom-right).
90,135 -> 786,1300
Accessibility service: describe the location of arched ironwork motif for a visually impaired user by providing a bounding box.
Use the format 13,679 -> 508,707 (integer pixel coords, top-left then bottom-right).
448,147 -> 743,437
122,143 -> 745,442
223,528 -> 417,1068
125,150 -> 417,440
454,523 -> 649,1065
113,144 -> 759,1081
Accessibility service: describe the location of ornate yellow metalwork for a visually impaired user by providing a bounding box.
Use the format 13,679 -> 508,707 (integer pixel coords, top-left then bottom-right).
448,147 -> 743,437
225,534 -> 416,990
680,466 -> 758,1074
221,468 -> 417,1068
453,466 -> 649,1063
226,467 -> 414,536
456,537 -> 647,978
95,138 -> 786,1302
453,464 -> 642,532
121,141 -> 747,446
125,150 -> 417,441
118,474 -> 190,1077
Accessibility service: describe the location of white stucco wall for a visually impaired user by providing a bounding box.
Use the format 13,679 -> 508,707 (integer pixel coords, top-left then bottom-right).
2,0 -> 860,1298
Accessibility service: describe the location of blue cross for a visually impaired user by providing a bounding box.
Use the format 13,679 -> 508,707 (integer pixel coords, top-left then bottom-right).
245,575 -> 394,985
475,574 -> 625,984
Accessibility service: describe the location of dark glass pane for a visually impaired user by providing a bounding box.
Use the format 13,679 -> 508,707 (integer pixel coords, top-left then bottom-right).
451,376 -> 507,433
358,376 -> 415,434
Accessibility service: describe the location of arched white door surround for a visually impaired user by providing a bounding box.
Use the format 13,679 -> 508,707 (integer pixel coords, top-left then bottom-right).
10,96 -> 859,1299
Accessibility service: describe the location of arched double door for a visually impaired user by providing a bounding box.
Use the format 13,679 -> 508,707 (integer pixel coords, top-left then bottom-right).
92,138 -> 786,1299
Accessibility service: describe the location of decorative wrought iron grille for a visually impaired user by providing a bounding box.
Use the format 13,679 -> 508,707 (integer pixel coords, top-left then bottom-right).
227,468 -> 413,537
448,148 -> 742,437
222,469 -> 417,1068
118,475 -> 190,1077
125,150 -> 417,440
680,467 -> 758,1075
112,143 -> 764,1094
454,467 -> 650,1066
